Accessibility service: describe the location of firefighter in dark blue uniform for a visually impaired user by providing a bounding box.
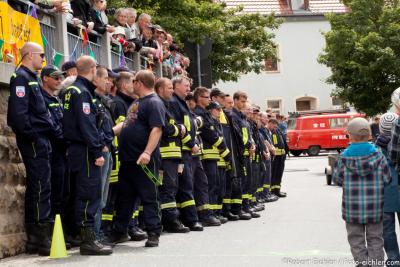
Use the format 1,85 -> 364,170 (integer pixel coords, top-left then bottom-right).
206,101 -> 232,224
40,65 -> 68,220
193,88 -> 230,226
259,113 -> 279,203
108,70 -> 165,247
210,89 -> 240,221
155,78 -> 190,233
270,118 -> 288,198
169,76 -> 203,231
62,56 -> 112,255
7,42 -> 57,256
226,91 -> 255,220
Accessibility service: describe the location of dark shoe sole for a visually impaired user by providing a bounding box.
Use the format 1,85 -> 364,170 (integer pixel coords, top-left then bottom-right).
80,249 -> 113,255
130,235 -> 148,241
189,227 -> 204,231
144,241 -> 159,247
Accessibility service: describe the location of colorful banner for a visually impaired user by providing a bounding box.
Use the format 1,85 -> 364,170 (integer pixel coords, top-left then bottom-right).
0,2 -> 44,64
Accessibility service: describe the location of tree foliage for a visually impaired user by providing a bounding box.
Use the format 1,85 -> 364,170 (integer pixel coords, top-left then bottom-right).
109,0 -> 281,83
319,0 -> 400,116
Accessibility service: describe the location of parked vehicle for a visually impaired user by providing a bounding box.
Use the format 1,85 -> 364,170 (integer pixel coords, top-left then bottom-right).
286,110 -> 365,156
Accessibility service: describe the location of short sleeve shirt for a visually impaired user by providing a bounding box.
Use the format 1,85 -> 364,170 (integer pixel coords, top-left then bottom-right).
119,93 -> 166,162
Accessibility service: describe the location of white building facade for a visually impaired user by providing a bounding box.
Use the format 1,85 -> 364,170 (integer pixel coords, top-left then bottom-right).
218,0 -> 348,115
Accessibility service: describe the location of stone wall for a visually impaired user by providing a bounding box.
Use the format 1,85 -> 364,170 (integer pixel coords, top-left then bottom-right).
0,84 -> 26,259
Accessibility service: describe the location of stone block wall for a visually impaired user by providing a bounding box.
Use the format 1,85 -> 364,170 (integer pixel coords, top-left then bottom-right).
0,85 -> 26,259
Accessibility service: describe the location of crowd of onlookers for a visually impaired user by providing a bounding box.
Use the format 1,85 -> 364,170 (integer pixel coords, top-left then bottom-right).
8,0 -> 190,78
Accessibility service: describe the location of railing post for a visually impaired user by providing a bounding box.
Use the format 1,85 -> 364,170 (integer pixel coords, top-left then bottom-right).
54,14 -> 69,64
155,62 -> 162,78
132,52 -> 140,72
100,32 -> 112,69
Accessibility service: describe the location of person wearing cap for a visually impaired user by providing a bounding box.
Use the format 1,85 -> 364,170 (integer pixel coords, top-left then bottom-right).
375,112 -> 400,266
333,117 -> 391,267
41,65 -> 69,221
7,42 -> 58,256
270,114 -> 289,198
193,87 -> 231,226
210,89 -> 239,221
62,55 -> 112,255
60,61 -> 78,94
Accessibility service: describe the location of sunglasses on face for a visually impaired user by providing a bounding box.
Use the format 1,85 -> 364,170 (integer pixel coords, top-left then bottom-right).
50,75 -> 63,81
32,52 -> 45,58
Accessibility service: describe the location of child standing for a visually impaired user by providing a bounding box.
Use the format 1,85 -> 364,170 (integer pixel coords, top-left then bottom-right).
333,117 -> 391,267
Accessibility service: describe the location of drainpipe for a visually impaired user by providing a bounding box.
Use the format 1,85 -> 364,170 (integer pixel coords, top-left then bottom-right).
196,44 -> 201,86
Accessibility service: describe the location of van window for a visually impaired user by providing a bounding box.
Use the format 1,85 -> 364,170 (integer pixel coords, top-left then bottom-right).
330,118 -> 349,129
287,119 -> 296,130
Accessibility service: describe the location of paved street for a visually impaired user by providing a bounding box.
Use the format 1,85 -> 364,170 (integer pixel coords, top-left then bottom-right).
0,155 -> 356,267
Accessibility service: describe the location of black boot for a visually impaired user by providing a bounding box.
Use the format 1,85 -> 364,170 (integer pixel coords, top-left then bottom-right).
80,228 -> 113,255
216,215 -> 228,224
129,227 -> 148,241
103,230 -> 130,246
145,232 -> 160,247
201,216 -> 221,227
164,221 -> 190,233
238,210 -> 252,220
223,212 -> 240,221
25,223 -> 52,256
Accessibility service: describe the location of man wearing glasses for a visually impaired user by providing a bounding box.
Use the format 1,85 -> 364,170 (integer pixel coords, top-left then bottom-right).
40,65 -> 69,224
62,56 -> 113,255
7,42 -> 58,256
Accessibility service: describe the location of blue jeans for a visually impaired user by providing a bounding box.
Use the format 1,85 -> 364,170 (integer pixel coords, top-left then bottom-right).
94,151 -> 112,239
383,212 -> 400,266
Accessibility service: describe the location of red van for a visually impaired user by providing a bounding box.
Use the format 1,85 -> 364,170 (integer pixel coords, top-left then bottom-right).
286,111 -> 365,156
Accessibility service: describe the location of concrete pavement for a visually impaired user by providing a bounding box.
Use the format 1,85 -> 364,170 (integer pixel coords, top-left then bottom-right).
0,155 -> 356,267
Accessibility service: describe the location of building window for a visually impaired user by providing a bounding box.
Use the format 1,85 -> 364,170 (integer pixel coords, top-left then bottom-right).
264,45 -> 280,73
295,96 -> 318,111
266,98 -> 283,114
332,97 -> 344,106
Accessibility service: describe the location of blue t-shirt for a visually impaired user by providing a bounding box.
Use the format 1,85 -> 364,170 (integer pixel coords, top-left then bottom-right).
119,93 -> 166,162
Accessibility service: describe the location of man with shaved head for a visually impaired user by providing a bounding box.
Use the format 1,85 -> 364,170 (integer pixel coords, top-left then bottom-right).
7,42 -> 60,256
62,55 -> 113,255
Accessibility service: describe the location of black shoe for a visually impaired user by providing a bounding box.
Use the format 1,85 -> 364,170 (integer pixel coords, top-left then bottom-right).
201,216 -> 221,227
223,212 -> 239,221
216,215 -> 228,224
250,211 -> 261,218
129,228 -> 148,241
80,228 -> 113,255
187,222 -> 204,231
277,191 -> 287,197
145,232 -> 159,247
164,222 -> 190,233
238,211 -> 252,220
254,204 -> 265,212
104,231 -> 130,245
265,194 -> 279,202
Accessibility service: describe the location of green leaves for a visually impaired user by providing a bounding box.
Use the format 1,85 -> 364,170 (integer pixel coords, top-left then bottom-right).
319,0 -> 400,116
109,0 -> 280,84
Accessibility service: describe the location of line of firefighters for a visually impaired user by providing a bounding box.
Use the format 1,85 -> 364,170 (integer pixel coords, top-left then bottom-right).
7,44 -> 288,256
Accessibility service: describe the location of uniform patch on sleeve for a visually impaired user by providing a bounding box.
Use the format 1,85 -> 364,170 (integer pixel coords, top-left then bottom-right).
16,86 -> 25,97
82,102 -> 91,114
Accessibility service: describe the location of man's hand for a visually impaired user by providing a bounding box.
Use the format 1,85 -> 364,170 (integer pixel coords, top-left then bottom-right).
95,156 -> 105,167
191,145 -> 200,154
137,151 -> 151,165
180,125 -> 187,137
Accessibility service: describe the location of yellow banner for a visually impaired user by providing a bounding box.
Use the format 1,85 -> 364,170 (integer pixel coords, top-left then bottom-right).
0,2 -> 44,64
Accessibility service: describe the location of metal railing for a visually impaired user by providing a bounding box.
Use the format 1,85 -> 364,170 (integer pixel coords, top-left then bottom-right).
67,32 -> 103,65
4,0 -> 163,77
